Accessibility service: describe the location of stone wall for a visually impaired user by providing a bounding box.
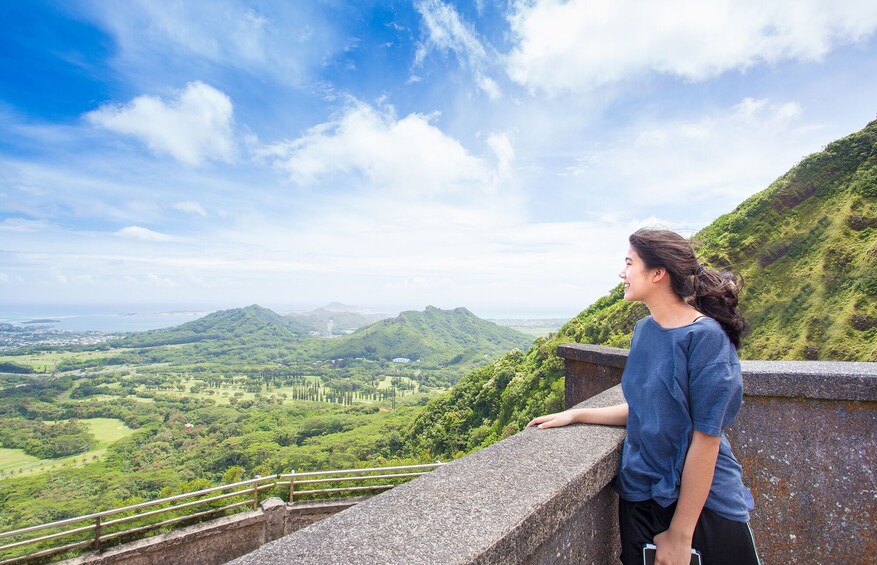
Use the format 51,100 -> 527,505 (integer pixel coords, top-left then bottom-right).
558,344 -> 877,564
62,498 -> 366,565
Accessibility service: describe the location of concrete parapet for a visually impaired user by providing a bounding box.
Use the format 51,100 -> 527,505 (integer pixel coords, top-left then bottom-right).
559,344 -> 628,411
739,359 -> 877,401
230,386 -> 628,565
64,505 -> 272,565
285,497 -> 367,533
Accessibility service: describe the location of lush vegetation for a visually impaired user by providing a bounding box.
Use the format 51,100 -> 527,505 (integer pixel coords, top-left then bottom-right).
408,119 -> 877,459
0,305 -> 532,541
0,418 -> 95,459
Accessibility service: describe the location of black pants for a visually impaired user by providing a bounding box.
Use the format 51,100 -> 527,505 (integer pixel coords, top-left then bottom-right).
619,498 -> 761,565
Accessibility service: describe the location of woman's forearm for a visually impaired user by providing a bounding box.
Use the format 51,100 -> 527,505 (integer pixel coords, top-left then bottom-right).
670,430 -> 721,537
526,403 -> 628,429
652,431 -> 721,564
571,403 -> 628,426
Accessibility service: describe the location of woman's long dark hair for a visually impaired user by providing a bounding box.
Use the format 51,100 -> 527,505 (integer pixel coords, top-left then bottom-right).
629,228 -> 747,349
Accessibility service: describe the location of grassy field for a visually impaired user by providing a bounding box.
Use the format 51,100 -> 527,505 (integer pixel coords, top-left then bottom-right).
0,350 -> 119,373
0,448 -> 40,474
128,375 -> 421,405
86,418 -> 137,446
0,418 -> 136,478
375,375 -> 419,391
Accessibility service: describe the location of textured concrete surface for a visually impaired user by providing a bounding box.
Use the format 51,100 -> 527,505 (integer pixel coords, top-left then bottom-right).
230,387 -> 627,565
61,498 -> 363,565
523,482 -> 619,565
739,359 -> 877,401
556,344 -> 629,367
558,344 -> 627,410
286,497 -> 366,533
65,507 -> 269,565
730,396 -> 876,563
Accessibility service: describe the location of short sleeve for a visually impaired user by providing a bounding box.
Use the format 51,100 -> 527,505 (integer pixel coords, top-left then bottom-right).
689,361 -> 742,436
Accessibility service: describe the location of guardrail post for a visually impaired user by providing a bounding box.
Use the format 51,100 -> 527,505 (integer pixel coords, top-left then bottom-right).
93,515 -> 101,551
288,471 -> 295,503
252,482 -> 259,511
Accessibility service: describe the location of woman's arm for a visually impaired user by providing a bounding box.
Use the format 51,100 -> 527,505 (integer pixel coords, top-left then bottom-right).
526,403 -> 628,428
653,430 -> 721,565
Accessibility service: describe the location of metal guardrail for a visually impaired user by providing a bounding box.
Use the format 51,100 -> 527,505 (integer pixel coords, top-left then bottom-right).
282,462 -> 443,502
0,462 -> 443,564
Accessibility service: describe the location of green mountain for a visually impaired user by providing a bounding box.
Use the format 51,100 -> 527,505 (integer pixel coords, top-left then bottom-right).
113,304 -> 312,348
103,304 -> 531,374
407,119 -> 877,459
323,306 -> 534,365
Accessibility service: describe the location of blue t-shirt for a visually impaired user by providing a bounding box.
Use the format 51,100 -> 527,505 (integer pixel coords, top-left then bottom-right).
616,315 -> 753,522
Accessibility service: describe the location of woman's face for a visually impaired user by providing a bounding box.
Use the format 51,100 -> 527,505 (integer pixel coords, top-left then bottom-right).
619,246 -> 653,302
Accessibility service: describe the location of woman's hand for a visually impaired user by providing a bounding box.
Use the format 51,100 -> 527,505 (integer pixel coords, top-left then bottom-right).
526,411 -> 576,429
653,528 -> 694,565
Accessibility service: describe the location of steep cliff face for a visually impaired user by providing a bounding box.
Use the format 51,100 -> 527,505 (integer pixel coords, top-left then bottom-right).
698,121 -> 877,361
408,120 -> 877,458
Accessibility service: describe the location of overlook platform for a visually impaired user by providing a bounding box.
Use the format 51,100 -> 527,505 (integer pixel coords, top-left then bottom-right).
226,345 -> 875,564
56,345 -> 876,565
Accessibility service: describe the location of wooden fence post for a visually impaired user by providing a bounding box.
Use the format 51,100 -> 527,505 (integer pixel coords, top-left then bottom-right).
93,516 -> 101,551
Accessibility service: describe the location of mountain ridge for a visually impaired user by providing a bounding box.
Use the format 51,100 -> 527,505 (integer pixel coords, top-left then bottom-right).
113,304 -> 311,348
108,304 -> 532,371
323,305 -> 534,364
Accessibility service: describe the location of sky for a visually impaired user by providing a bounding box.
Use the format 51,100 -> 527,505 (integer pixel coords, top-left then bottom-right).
1,0 -> 876,318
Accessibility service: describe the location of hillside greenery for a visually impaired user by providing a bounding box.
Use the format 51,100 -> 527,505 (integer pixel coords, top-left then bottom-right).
407,119 -> 877,459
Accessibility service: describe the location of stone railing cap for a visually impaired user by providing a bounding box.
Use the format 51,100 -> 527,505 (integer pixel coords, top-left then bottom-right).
558,343 -> 877,402
556,343 -> 628,367
740,360 -> 877,401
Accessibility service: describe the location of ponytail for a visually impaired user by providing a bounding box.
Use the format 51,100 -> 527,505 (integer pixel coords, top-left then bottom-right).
691,267 -> 747,349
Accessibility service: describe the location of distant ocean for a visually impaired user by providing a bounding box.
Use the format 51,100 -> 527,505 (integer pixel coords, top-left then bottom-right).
0,306 -> 212,333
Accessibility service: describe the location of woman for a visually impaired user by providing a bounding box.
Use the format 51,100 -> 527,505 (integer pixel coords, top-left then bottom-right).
527,228 -> 759,565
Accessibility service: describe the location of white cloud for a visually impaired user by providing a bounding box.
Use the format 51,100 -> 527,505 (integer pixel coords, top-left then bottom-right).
415,0 -> 501,99
506,0 -> 877,94
86,82 -> 235,166
82,2 -> 335,87
115,226 -> 177,242
0,218 -> 52,232
564,98 -> 814,208
486,132 -> 514,178
173,201 -> 208,218
262,101 -> 502,195
147,273 -> 177,287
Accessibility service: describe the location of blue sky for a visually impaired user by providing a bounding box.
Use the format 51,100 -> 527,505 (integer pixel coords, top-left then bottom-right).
1,0 -> 876,318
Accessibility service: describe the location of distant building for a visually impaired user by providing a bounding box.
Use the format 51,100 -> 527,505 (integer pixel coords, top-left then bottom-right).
392,357 -> 410,363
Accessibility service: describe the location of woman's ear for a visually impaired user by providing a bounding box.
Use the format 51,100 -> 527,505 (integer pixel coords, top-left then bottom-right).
652,268 -> 667,283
